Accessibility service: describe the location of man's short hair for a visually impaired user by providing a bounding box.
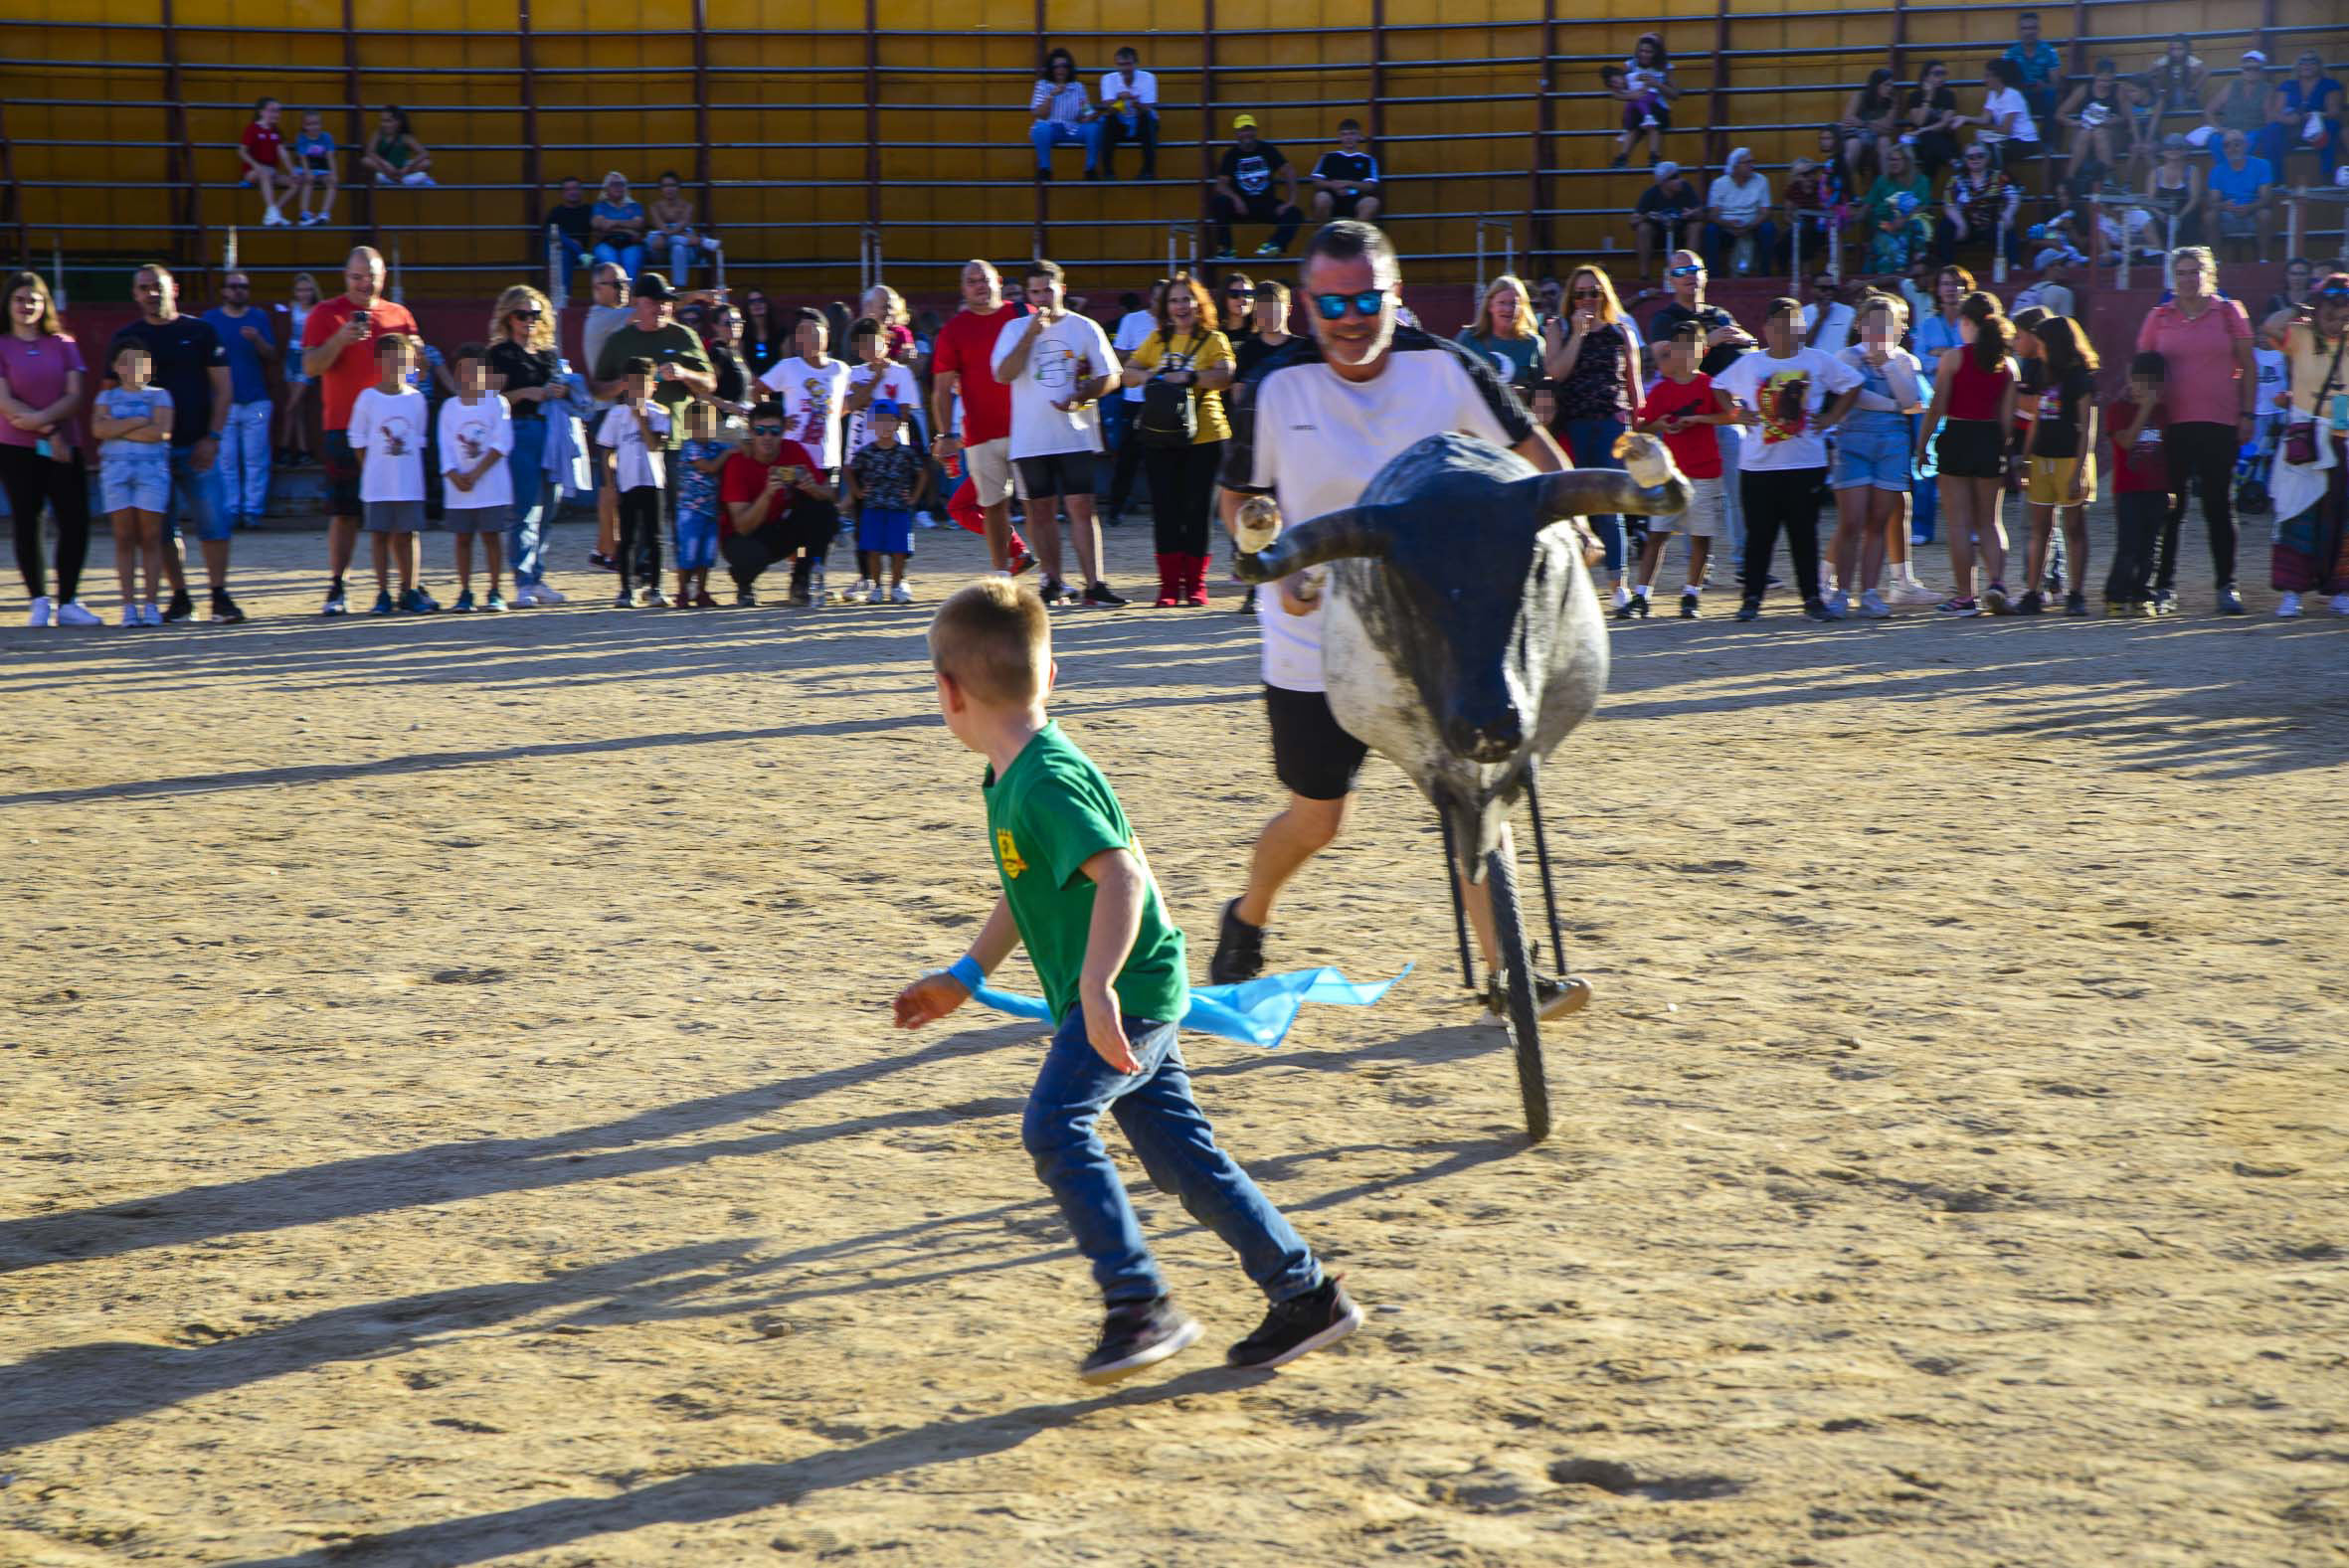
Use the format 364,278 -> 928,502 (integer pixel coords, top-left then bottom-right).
2018,9 -> 2038,22
2129,350 -> 2166,378
1669,320 -> 1705,347
134,260 -> 175,283
1115,46 -> 1137,60
452,340 -> 487,364
794,306 -> 824,327
254,96 -> 277,113
1765,295 -> 1803,320
1338,117 -> 1361,132
929,579 -> 1050,707
1301,221 -> 1397,285
1119,291 -> 1143,311
562,174 -> 583,187
621,355 -> 655,377
748,400 -> 784,424
659,168 -> 681,182
1025,259 -> 1066,286
850,315 -> 881,339
374,332 -> 412,358
1256,278 -> 1292,304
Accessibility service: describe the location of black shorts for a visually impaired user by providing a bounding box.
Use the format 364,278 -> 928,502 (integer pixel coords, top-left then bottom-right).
323,429 -> 361,516
1265,684 -> 1369,802
1325,191 -> 1375,219
1935,418 -> 2009,479
1014,450 -> 1093,501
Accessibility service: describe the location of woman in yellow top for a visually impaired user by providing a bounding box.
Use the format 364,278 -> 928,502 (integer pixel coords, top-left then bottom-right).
1119,271 -> 1235,606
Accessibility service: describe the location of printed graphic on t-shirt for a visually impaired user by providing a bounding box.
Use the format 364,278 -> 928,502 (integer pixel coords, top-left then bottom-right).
450,413 -> 493,465
1760,368 -> 1811,445
374,414 -> 415,457
1030,338 -> 1082,391
791,373 -> 834,448
1231,154 -> 1273,196
995,829 -> 1027,879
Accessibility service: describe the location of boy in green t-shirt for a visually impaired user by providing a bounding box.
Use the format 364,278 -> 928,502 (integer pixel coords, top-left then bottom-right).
895,579 -> 1361,1384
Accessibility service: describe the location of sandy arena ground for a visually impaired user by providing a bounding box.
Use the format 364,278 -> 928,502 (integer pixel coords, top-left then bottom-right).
3,507 -> 2346,1567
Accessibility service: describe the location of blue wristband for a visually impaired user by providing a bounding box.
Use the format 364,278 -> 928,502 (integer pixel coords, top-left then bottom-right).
947,956 -> 985,994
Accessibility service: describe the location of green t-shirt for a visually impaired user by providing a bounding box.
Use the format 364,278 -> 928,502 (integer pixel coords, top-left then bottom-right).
592,320 -> 710,446
983,722 -> 1187,1027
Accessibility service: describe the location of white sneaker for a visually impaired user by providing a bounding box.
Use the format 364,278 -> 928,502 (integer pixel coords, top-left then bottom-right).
120,603 -> 141,627
402,171 -> 435,186
866,583 -> 886,605
26,596 -> 53,627
1610,584 -> 1631,610
263,208 -> 288,227
914,511 -> 939,529
850,578 -> 873,603
532,583 -> 567,606
2276,591 -> 2302,618
2329,592 -> 2349,616
1859,589 -> 1892,618
55,599 -> 101,626
511,585 -> 538,609
1888,578 -> 1940,606
891,582 -> 913,605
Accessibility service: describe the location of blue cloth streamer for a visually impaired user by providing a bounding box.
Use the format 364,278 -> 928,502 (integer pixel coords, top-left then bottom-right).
969,964 -> 1413,1050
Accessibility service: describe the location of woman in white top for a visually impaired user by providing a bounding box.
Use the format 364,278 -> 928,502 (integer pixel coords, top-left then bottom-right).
1028,48 -> 1102,181
1979,58 -> 2044,178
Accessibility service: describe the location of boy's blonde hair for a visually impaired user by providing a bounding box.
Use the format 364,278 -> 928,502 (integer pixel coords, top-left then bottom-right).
929,579 -> 1050,706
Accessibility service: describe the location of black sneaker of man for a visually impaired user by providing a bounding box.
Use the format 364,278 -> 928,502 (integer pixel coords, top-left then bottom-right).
162,588 -> 194,623
735,588 -> 758,608
1237,586 -> 1257,614
210,590 -> 246,625
1081,581 -> 1129,608
321,581 -> 348,616
1483,970 -> 1593,1022
1679,591 -> 1701,618
2216,585 -> 2247,614
2016,590 -> 2045,615
1208,898 -> 1266,985
1801,598 -> 1835,622
1226,1277 -> 1364,1371
1078,1297 -> 1200,1384
1733,598 -> 1761,622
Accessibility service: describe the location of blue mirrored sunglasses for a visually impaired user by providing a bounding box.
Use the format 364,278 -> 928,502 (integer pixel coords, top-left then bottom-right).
1667,263 -> 1704,277
1313,290 -> 1386,321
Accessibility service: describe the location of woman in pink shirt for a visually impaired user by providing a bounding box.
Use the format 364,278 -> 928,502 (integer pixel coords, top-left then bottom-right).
2134,245 -> 2257,612
0,270 -> 96,625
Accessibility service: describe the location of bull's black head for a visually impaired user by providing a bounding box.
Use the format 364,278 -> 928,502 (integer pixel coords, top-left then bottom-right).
1236,433 -> 1686,768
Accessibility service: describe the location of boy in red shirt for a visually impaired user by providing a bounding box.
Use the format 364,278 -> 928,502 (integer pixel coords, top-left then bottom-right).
2103,351 -> 2172,616
1626,322 -> 1735,617
240,97 -> 290,228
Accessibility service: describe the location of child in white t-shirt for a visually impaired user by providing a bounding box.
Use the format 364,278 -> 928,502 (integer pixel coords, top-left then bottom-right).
439,342 -> 515,612
347,333 -> 434,614
596,357 -> 672,607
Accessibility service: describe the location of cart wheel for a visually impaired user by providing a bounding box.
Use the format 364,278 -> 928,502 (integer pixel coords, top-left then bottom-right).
1486,844 -> 1552,1143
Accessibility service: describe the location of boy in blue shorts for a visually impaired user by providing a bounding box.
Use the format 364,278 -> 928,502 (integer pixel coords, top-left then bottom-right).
846,399 -> 926,604
673,399 -> 726,608
894,579 -> 1362,1383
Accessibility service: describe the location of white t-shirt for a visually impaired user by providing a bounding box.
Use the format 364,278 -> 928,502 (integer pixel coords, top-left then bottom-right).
1983,87 -> 2039,143
1801,301 -> 1856,354
597,401 -> 671,491
437,393 -> 515,509
1712,348 -> 1864,472
1113,308 -> 1158,402
2254,346 -> 2287,418
1231,330 -> 1534,692
1098,69 -> 1158,114
992,309 -> 1119,461
846,360 -> 924,454
759,354 -> 853,470
1709,172 -> 1770,226
345,386 -> 429,504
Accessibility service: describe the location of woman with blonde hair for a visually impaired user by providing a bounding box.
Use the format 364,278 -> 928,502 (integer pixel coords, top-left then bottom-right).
485,283 -> 567,606
1541,263 -> 1643,604
1456,273 -> 1540,401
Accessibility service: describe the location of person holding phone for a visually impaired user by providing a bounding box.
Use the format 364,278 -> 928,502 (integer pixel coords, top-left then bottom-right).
718,400 -> 836,606
302,246 -> 419,615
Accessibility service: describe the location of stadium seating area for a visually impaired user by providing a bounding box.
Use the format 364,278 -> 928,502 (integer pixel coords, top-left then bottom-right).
1,0 -> 2344,305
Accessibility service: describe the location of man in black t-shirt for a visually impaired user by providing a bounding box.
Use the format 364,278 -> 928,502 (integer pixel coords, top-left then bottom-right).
1643,250 -> 1757,568
1308,118 -> 1383,224
1210,114 -> 1303,260
106,262 -> 242,622
541,176 -> 595,285
1632,161 -> 1703,285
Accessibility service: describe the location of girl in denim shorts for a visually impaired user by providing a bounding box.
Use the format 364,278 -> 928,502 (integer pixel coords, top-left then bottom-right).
90,342 -> 175,625
1826,295 -> 1926,617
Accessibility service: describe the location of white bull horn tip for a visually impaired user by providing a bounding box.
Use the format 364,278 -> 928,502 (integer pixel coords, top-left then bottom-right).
1612,432 -> 1681,491
1233,494 -> 1283,555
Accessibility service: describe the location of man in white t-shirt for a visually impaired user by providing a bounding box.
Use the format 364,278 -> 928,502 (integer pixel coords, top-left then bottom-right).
1207,220 -> 1587,1017
759,308 -> 853,473
1105,278 -> 1167,524
1711,295 -> 1864,620
991,259 -> 1124,606
1704,148 -> 1775,276
1799,270 -> 1856,353
1098,46 -> 1160,179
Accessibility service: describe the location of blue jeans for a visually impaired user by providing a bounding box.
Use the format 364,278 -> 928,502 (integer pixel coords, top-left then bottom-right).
218,398 -> 273,524
592,240 -> 645,279
162,443 -> 230,543
1030,118 -> 1103,174
1559,417 -> 1628,575
664,236 -> 718,288
506,416 -> 551,586
551,233 -> 586,284
1023,1007 -> 1322,1307
1717,422 -> 1747,566
1704,220 -> 1778,275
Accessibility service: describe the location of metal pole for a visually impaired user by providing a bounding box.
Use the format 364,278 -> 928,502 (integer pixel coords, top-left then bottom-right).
225,225 -> 238,273
2114,195 -> 2129,291
1367,0 -> 1387,149
1994,209 -> 2011,286
1523,766 -> 1567,976
1437,808 -> 1475,990
1531,0 -> 1554,267
52,233 -> 66,310
547,224 -> 564,308
519,0 -> 542,255
863,0 -> 880,249
2286,187 -> 2302,263
390,235 -> 404,303
343,0 -> 373,254
1790,212 -> 1801,293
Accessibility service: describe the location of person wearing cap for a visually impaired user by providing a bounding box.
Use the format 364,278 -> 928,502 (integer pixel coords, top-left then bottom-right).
1210,115 -> 1304,260
2203,128 -> 2277,261
2198,52 -> 2273,157
1702,149 -> 1773,276
1632,160 -> 1702,285
590,270 -> 714,586
1306,118 -> 1382,226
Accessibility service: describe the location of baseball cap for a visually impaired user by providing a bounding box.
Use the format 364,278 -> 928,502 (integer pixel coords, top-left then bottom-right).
1232,113 -> 1258,130
868,398 -> 903,420
2241,49 -> 2267,64
1652,160 -> 1680,180
633,270 -> 674,300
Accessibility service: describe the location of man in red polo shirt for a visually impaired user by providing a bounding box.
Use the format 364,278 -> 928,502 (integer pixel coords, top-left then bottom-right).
302,246 -> 421,614
718,401 -> 837,606
239,97 -> 291,228
928,259 -> 1025,573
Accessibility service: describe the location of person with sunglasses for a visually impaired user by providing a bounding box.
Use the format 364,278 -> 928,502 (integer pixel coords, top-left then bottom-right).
486,284 -> 569,606
1648,252 -> 1757,570
1935,144 -> 2019,266
1209,116 -> 1304,261
718,401 -> 835,606
1541,267 -> 1643,608
1207,221 -> 1586,1021
200,269 -> 278,534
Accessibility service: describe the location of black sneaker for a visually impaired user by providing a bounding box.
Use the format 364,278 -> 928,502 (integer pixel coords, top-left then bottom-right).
1079,1296 -> 1200,1384
1679,592 -> 1701,619
589,551 -> 618,572
210,591 -> 246,624
1237,586 -> 1257,614
735,588 -> 758,607
1801,598 -> 1834,622
2015,590 -> 2045,615
1612,597 -> 1641,620
1226,1277 -> 1364,1371
1733,599 -> 1761,622
2151,588 -> 2178,615
1484,970 -> 1593,1022
1081,581 -> 1129,608
162,589 -> 194,623
2215,585 -> 2247,615
1038,575 -> 1072,606
1208,898 -> 1266,985
2065,591 -> 2088,616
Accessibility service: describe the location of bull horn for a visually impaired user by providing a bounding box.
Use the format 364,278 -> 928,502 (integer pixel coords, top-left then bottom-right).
1233,505 -> 1394,585
1532,442 -> 1691,524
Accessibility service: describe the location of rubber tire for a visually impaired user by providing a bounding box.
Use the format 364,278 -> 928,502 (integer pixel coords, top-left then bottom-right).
1486,844 -> 1552,1142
